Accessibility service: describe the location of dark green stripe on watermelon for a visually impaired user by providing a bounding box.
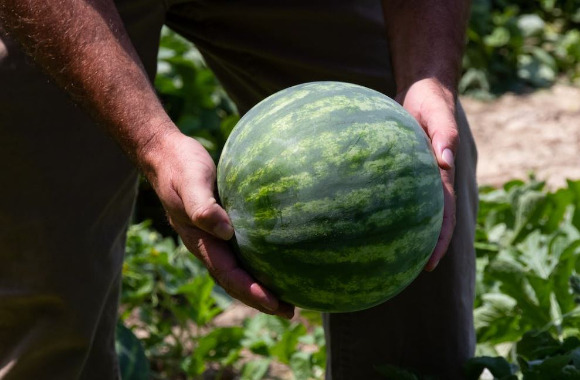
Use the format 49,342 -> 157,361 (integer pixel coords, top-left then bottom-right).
218,81 -> 443,312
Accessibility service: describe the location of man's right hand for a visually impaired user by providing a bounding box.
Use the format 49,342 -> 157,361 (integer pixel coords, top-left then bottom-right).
139,129 -> 295,319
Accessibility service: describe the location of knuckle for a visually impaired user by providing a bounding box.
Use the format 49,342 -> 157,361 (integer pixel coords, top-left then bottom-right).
190,200 -> 217,226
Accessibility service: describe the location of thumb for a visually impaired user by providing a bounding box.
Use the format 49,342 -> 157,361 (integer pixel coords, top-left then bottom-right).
422,106 -> 459,171
184,192 -> 234,241
175,161 -> 234,241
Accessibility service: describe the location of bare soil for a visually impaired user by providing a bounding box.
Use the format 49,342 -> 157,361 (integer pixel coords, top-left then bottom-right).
462,83 -> 580,189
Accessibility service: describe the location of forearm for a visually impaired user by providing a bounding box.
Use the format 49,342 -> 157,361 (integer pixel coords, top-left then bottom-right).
382,1 -> 471,95
0,0 -> 177,165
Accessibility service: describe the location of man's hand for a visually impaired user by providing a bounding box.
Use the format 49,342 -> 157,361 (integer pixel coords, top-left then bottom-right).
382,0 -> 470,270
0,0 -> 294,319
140,130 -> 295,319
396,78 -> 458,271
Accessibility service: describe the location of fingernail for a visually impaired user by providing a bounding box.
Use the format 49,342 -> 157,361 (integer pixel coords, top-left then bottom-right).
213,222 -> 234,240
442,148 -> 454,168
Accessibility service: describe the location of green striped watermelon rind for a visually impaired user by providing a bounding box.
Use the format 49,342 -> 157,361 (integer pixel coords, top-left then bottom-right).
217,81 -> 443,312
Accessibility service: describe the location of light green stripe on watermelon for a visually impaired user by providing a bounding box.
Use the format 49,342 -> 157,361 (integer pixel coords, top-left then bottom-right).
232,119 -> 419,196
232,177 -> 439,245
234,215 -> 440,265
219,83 -> 423,184
220,105 -> 424,190
217,81 -> 443,312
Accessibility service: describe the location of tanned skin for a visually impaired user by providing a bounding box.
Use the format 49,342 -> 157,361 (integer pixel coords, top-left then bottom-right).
0,0 -> 470,316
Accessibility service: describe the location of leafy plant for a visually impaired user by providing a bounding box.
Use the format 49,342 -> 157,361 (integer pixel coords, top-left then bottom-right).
121,176 -> 580,379
240,314 -> 326,380
474,177 -> 580,361
120,222 -> 240,378
466,330 -> 580,379
120,222 -> 325,379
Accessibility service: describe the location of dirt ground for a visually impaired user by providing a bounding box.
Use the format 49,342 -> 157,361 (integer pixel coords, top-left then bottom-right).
462,83 -> 580,189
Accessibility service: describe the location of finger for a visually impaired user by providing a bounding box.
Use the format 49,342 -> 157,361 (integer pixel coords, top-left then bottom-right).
177,224 -> 295,319
423,109 -> 459,172
174,159 -> 234,241
425,167 -> 456,272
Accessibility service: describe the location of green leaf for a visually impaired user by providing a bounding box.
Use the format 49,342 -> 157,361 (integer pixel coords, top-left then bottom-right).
242,314 -> 289,354
563,337 -> 580,356
475,293 -> 522,344
459,68 -> 491,93
571,347 -> 580,369
115,321 -> 150,380
542,188 -> 575,233
517,331 -> 561,360
511,190 -> 547,244
571,275 -> 580,302
516,230 -> 551,278
556,30 -> 580,63
290,351 -> 315,380
269,323 -> 307,364
517,53 -> 556,87
520,353 -> 579,379
551,241 -> 580,319
517,14 -> 545,37
240,359 -> 271,380
182,328 -> 243,377
566,180 -> 580,231
465,356 -> 516,380
298,309 -> 323,327
177,274 -> 222,326
485,250 -> 553,329
485,26 -> 511,47
192,326 -> 244,364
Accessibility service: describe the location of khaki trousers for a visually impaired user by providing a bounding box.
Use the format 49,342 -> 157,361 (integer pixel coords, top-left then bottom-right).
0,1 -> 477,378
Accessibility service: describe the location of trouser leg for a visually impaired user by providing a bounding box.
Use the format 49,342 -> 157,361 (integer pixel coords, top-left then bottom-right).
0,1 -> 164,378
165,0 -> 396,114
165,1 -> 477,378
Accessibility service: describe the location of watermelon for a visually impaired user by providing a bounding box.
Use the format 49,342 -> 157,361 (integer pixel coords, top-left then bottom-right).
217,81 -> 443,312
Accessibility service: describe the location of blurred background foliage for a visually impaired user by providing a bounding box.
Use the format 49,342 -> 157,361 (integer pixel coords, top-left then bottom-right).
462,0 -> 580,96
154,29 -> 239,162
